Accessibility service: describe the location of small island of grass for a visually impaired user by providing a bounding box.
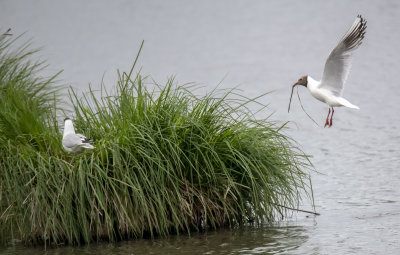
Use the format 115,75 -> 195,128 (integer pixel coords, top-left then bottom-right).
0,32 -> 314,246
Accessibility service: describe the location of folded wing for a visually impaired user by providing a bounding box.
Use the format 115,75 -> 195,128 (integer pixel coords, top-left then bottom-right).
62,133 -> 94,151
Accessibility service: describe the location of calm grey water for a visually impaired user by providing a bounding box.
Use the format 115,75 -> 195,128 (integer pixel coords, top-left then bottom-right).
1,0 -> 399,254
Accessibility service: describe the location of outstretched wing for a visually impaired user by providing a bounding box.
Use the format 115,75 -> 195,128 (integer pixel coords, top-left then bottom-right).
320,15 -> 367,96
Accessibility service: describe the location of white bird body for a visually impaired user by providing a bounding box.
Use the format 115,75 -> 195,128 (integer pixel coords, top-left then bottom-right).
288,15 -> 367,127
306,76 -> 360,109
62,118 -> 94,153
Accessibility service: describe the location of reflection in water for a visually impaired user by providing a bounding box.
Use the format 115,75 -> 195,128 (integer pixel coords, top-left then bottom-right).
0,223 -> 312,255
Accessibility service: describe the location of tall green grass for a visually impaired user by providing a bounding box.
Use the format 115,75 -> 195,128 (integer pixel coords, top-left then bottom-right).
0,29 -> 64,245
0,30 -> 61,151
0,35 -> 314,246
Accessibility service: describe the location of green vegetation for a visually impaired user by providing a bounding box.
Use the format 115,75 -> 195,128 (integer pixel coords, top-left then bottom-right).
0,33 -> 314,246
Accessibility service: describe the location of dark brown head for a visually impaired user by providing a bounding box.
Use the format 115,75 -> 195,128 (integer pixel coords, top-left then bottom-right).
293,75 -> 308,87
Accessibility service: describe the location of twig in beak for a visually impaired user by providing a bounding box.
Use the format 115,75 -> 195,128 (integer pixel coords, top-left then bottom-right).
288,84 -> 296,113
296,87 -> 319,127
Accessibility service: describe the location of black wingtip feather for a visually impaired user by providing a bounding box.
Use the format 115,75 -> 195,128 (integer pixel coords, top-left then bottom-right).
341,14 -> 367,51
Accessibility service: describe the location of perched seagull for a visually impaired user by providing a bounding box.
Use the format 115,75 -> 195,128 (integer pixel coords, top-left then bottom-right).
62,117 -> 95,153
288,15 -> 367,127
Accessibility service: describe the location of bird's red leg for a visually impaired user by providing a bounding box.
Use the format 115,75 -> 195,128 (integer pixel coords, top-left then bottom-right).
324,108 -> 331,128
329,107 -> 334,127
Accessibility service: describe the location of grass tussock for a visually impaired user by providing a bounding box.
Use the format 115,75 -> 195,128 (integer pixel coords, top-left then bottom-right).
0,35 -> 314,246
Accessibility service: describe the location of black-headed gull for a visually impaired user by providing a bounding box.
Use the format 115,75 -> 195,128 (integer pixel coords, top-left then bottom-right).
288,15 -> 367,127
62,117 -> 94,153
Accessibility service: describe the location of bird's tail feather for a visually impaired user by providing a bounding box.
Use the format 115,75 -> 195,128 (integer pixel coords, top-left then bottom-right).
81,144 -> 95,149
338,98 -> 360,109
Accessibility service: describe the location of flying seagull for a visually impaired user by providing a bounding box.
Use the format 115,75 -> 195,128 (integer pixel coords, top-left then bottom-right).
62,117 -> 95,153
288,15 -> 367,127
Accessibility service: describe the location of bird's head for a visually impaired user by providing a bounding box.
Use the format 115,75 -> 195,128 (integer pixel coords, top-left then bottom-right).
64,117 -> 70,122
293,75 -> 308,88
288,75 -> 308,113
